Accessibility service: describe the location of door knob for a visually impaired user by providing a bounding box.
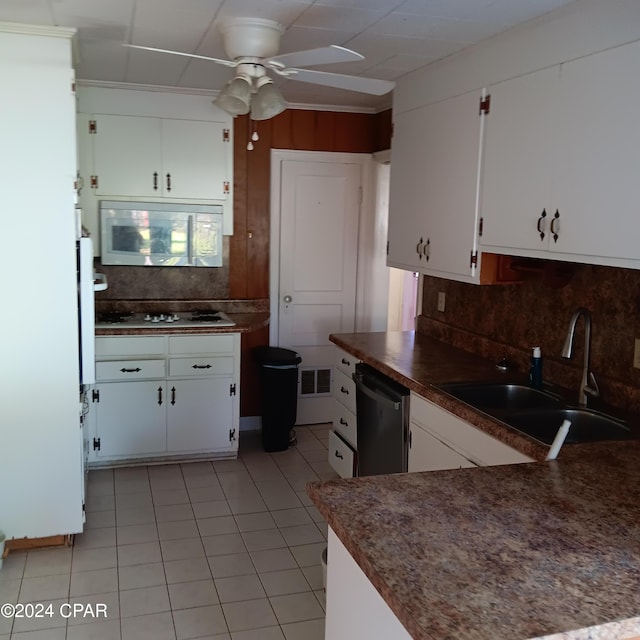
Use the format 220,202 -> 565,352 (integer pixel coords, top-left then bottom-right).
283,295 -> 292,303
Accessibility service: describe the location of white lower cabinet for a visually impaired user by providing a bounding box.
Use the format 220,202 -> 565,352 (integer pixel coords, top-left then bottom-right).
408,392 -> 533,471
90,333 -> 240,464
325,527 -> 412,640
328,347 -> 360,477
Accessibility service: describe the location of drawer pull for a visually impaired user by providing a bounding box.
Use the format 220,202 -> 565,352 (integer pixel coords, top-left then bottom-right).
157,386 -> 163,406
335,450 -> 344,459
171,386 -> 176,406
192,364 -> 212,369
120,367 -> 141,373
339,418 -> 349,426
340,386 -> 349,395
341,358 -> 350,366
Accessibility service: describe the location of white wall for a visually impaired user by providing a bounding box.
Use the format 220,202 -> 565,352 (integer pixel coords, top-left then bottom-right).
394,0 -> 640,113
0,24 -> 83,538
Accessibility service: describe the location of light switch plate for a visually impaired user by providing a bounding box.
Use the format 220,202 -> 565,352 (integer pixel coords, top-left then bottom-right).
437,292 -> 446,313
634,339 -> 640,369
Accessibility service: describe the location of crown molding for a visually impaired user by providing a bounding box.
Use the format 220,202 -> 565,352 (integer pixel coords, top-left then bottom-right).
76,79 -> 391,114
0,21 -> 76,38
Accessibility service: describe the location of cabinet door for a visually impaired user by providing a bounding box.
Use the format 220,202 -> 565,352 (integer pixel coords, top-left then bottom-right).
388,90 -> 485,279
94,115 -> 162,197
480,66 -> 560,252
95,381 -> 166,458
553,40 -> 640,261
162,119 -> 229,201
408,423 -> 476,472
167,377 -> 234,453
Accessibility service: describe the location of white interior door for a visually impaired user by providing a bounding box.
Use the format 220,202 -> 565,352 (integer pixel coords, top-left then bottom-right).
272,152 -> 363,425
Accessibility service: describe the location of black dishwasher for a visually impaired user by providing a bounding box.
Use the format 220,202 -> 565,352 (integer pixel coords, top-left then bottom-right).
353,363 -> 410,476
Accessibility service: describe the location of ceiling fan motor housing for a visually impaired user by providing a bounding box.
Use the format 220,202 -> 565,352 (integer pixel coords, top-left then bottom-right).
219,17 -> 284,61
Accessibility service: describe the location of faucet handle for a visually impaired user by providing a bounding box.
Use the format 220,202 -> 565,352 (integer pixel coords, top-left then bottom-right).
584,372 -> 600,398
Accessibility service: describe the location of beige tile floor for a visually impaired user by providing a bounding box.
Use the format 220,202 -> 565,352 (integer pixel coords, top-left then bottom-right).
0,425 -> 338,640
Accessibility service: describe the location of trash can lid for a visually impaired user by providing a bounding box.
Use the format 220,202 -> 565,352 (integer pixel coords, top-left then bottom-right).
253,346 -> 302,366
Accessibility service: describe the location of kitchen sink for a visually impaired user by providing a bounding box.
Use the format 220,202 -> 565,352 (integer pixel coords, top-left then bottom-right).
438,382 -> 562,412
436,382 -> 631,445
504,408 -> 630,445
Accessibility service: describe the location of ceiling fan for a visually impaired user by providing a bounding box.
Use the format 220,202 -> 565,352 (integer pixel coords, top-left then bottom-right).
124,17 -> 395,120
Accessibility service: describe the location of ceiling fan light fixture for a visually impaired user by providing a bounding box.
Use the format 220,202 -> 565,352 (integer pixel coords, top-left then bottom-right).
214,74 -> 252,116
251,76 -> 286,121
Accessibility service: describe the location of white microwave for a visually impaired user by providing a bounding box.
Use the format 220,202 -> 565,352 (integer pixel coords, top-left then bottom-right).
100,201 -> 223,267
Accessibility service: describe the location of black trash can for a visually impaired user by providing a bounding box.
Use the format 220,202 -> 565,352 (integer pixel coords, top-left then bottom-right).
254,346 -> 302,452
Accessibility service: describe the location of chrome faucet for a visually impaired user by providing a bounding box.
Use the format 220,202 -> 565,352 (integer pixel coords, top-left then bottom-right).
561,307 -> 600,406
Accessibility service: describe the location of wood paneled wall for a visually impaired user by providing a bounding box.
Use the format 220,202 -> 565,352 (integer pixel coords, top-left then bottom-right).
232,108 -> 391,416
229,108 -> 391,299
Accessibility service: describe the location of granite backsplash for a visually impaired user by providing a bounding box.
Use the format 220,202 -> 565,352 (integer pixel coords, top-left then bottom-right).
94,237 -> 230,300
417,259 -> 640,413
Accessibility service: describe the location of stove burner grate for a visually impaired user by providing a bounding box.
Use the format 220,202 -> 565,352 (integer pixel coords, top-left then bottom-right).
97,312 -> 133,324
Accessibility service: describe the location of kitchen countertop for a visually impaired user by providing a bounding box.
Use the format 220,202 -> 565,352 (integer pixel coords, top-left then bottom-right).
315,330 -> 640,639
95,311 -> 270,336
308,442 -> 640,640
330,331 -> 639,462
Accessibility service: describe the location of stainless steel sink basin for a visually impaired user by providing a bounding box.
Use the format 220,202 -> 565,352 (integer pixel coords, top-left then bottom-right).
505,408 -> 630,445
438,382 -> 562,412
437,382 -> 630,445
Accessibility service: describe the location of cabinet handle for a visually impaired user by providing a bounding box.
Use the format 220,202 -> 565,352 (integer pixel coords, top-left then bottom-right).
335,450 -> 344,459
339,418 -> 349,426
340,386 -> 349,395
416,237 -> 424,258
192,364 -> 212,369
550,210 -> 560,243
153,172 -> 158,191
423,237 -> 431,262
341,358 -> 350,366
171,386 -> 176,406
120,367 -> 141,373
157,386 -> 163,406
166,173 -> 172,192
537,209 -> 547,241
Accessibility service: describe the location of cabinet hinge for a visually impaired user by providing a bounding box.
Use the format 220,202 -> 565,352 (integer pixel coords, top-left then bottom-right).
408,429 -> 412,448
478,217 -> 484,237
223,181 -> 230,194
386,240 -> 389,256
71,82 -> 76,94
92,389 -> 100,403
229,428 -> 236,443
230,383 -> 236,396
88,120 -> 97,134
479,94 -> 491,115
93,437 -> 101,451
223,128 -> 230,142
90,175 -> 99,189
470,250 -> 478,268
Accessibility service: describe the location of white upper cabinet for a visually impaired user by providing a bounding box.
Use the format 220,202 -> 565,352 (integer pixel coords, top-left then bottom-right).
480,40 -> 640,267
76,87 -> 234,250
387,89 -> 486,283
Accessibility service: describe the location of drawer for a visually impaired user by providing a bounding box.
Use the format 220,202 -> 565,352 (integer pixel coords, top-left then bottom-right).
334,347 -> 358,378
169,356 -> 234,377
328,430 -> 356,479
333,401 -> 357,449
96,359 -> 165,381
410,392 -> 533,466
96,336 -> 165,358
169,334 -> 236,355
333,369 -> 357,414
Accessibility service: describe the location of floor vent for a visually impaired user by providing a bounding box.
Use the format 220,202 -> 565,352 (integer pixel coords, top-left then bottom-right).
300,368 -> 332,396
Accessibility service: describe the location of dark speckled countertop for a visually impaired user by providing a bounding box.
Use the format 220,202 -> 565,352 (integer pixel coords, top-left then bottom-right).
308,443 -> 640,640
313,331 -> 640,639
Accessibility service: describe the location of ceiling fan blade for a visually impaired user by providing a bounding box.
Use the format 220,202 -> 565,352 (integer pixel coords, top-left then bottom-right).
287,68 -> 394,96
122,44 -> 237,67
267,45 -> 363,70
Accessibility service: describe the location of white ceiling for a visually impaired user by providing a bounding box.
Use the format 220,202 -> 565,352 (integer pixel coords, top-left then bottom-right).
1,0 -> 578,111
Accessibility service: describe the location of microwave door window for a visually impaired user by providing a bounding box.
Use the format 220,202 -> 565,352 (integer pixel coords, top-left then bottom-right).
148,219 -> 189,266
194,215 -> 222,267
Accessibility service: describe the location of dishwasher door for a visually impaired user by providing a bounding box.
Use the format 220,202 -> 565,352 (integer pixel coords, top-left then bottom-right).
353,363 -> 409,476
